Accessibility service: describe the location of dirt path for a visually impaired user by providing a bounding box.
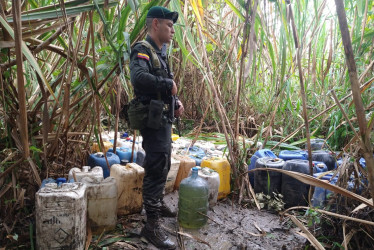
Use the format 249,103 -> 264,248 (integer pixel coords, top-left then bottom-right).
109,192 -> 305,249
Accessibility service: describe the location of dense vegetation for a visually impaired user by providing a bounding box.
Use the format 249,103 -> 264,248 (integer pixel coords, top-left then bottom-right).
0,0 -> 373,248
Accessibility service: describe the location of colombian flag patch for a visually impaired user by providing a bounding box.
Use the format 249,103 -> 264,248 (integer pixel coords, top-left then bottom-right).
137,53 -> 150,61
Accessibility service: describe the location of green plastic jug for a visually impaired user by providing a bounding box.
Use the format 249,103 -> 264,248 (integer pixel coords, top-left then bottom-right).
178,167 -> 209,229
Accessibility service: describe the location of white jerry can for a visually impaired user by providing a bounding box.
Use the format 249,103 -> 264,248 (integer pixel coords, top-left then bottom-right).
68,166 -> 104,182
35,183 -> 87,250
81,177 -> 118,235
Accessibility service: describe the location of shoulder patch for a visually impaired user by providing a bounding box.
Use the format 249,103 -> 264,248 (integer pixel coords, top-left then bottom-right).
137,53 -> 150,61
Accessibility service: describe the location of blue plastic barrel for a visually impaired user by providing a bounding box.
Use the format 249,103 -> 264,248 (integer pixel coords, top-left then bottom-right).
248,149 -> 277,186
278,150 -> 308,161
108,147 -> 137,163
87,152 -> 120,178
281,159 -> 310,208
312,173 -> 338,207
313,161 -> 328,173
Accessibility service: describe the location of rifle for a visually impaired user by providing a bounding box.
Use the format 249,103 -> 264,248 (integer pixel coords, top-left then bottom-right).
170,95 -> 181,136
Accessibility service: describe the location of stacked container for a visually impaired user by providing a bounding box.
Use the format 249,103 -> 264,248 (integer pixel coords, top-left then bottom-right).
36,183 -> 87,250
110,162 -> 145,215
81,177 -> 117,234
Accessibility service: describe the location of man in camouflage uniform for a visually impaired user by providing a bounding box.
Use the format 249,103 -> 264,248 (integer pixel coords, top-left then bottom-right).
129,6 -> 184,249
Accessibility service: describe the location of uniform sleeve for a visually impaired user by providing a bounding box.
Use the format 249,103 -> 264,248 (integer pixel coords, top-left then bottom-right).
130,45 -> 173,95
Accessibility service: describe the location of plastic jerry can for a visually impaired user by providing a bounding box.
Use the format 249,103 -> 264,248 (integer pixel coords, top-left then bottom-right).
165,157 -> 181,194
254,157 -> 285,196
68,166 -> 104,182
81,177 -> 117,235
108,147 -> 137,163
201,157 -> 231,199
196,167 -> 220,207
312,172 -> 339,208
281,159 -> 310,208
35,183 -> 87,250
110,162 -> 145,215
136,149 -> 146,166
248,149 -> 277,186
178,167 -> 209,229
172,134 -> 180,142
278,150 -> 308,161
91,141 -> 113,153
173,154 -> 196,190
310,150 -> 336,170
312,161 -> 328,173
87,152 -> 120,178
307,139 -> 326,151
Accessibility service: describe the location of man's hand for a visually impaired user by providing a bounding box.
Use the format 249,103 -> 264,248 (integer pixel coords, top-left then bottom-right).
171,81 -> 177,95
174,100 -> 184,117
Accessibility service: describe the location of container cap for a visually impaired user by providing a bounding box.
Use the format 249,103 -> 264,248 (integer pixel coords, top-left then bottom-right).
56,177 -> 66,183
121,159 -> 129,166
192,167 -> 199,171
121,132 -> 129,138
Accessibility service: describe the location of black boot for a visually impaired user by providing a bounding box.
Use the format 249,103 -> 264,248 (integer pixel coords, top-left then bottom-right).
160,200 -> 177,217
141,217 -> 176,249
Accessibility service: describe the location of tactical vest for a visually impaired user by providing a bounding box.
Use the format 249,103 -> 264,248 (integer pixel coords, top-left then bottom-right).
136,40 -> 170,79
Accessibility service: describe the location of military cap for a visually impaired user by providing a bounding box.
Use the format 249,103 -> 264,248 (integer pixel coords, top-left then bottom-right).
147,6 -> 178,23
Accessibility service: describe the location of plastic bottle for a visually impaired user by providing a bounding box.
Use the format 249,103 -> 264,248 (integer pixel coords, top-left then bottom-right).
81,177 -> 117,235
36,183 -> 87,250
254,157 -> 285,196
178,167 -> 209,229
110,162 -> 145,215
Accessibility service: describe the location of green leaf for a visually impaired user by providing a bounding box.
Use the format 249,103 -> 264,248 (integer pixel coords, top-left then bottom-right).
224,0 -> 245,21
0,15 -> 58,103
97,236 -> 131,247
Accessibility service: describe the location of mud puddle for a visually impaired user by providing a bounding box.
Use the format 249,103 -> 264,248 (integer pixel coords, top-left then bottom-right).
107,192 -> 305,249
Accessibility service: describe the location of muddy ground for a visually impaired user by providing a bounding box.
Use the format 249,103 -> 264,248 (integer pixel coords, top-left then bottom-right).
100,192 -> 306,250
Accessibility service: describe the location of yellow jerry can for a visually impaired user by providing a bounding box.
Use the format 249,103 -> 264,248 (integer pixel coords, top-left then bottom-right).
172,134 -> 180,142
91,141 -> 113,153
200,157 -> 230,199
